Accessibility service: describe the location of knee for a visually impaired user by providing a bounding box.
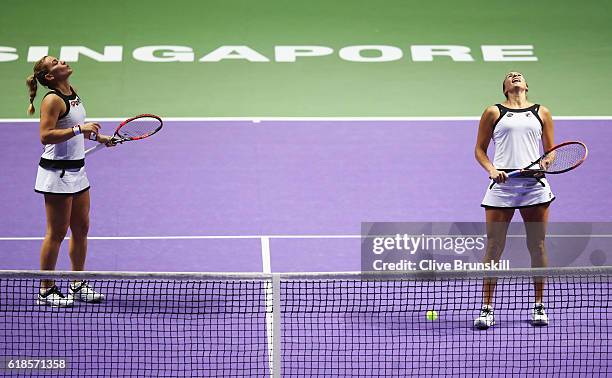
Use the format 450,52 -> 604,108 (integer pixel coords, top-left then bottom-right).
70,220 -> 90,240
527,239 -> 546,252
486,238 -> 506,253
45,226 -> 69,243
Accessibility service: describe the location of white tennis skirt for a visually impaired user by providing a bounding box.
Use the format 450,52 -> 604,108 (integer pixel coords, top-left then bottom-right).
481,176 -> 555,209
34,166 -> 90,195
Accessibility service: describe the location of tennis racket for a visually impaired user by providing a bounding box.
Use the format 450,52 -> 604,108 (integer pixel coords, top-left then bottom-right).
85,114 -> 163,156
507,141 -> 588,177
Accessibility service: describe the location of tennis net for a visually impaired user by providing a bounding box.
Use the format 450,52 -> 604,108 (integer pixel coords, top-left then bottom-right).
0,267 -> 610,377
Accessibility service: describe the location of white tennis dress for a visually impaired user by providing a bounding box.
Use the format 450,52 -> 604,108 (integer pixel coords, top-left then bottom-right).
34,88 -> 90,195
481,104 -> 555,209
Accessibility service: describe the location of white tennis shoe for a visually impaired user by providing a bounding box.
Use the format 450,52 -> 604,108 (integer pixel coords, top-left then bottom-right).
531,303 -> 549,326
474,304 -> 496,329
70,281 -> 105,303
37,285 -> 74,307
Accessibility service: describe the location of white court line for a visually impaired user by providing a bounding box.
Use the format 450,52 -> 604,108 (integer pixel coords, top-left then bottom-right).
261,237 -> 272,273
0,235 -> 362,241
2,234 -> 612,241
1,117 -> 479,123
2,116 -> 612,123
260,237 -> 276,375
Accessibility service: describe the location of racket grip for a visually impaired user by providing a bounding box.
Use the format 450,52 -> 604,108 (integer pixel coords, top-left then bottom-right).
507,170 -> 522,177
84,143 -> 106,156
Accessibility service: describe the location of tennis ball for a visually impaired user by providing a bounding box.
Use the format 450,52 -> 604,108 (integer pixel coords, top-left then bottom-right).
426,310 -> 438,321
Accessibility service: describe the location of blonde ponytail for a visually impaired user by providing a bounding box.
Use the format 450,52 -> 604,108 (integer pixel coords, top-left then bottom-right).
27,56 -> 49,116
26,74 -> 37,115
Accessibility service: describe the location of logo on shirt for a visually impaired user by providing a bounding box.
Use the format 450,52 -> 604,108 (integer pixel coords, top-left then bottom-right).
507,112 -> 514,117
526,112 -> 532,117
70,97 -> 81,107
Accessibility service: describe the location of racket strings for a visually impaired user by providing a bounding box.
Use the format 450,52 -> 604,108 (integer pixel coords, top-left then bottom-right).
118,117 -> 162,139
544,144 -> 586,172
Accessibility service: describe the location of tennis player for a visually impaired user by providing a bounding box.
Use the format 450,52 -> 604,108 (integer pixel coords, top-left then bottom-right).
27,56 -> 111,307
473,72 -> 553,329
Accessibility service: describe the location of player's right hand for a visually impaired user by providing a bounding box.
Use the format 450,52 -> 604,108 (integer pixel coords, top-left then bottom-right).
80,122 -> 101,140
489,169 -> 509,183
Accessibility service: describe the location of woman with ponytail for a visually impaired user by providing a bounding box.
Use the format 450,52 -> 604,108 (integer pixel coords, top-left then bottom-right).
27,56 -> 113,307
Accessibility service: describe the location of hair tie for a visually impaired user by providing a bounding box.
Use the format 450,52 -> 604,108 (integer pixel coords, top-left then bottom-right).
35,71 -> 46,83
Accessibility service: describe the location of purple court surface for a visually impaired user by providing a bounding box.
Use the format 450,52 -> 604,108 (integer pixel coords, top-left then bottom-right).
1,119 -> 611,272
1,119 -> 611,376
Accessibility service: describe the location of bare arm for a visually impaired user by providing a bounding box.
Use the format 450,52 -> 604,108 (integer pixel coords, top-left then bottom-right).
540,105 -> 554,151
538,105 -> 555,170
475,106 -> 508,183
39,95 -> 101,145
39,95 -> 71,145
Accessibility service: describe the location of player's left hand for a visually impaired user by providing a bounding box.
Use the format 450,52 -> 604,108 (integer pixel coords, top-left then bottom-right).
97,134 -> 117,147
540,159 -> 552,171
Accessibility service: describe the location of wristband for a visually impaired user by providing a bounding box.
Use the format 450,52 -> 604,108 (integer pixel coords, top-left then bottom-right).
89,132 -> 98,141
72,126 -> 82,136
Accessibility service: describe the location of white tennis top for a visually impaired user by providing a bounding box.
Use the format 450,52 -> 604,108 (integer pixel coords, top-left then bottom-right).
491,104 -> 543,169
40,88 -> 86,161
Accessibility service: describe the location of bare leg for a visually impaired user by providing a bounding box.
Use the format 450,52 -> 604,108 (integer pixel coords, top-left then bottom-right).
40,194 -> 72,289
520,204 -> 550,304
68,190 -> 90,272
482,208 -> 515,305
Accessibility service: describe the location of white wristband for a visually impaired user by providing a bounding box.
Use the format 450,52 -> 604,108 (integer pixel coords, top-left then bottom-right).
72,126 -> 81,136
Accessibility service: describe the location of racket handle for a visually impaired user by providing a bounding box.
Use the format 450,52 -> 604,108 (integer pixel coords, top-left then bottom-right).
507,170 -> 522,177
85,143 -> 106,156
